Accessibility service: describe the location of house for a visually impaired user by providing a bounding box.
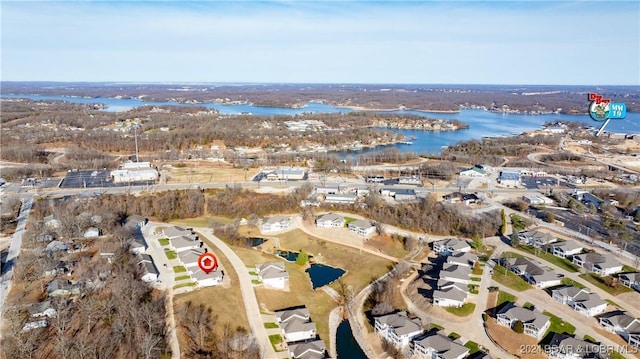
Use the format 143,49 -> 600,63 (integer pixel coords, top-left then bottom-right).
459,167 -> 487,177
129,237 -> 147,255
551,286 -> 607,317
162,226 -> 194,239
446,252 -> 478,268
545,333 -> 601,359
598,311 -> 640,348
43,214 -> 61,229
170,235 -> 201,253
47,279 -> 80,297
505,257 -> 561,288
137,254 -> 159,283
548,240 -> 583,258
373,311 -> 423,347
348,220 -> 377,237
315,213 -> 345,228
43,259 -> 70,277
28,301 -> 57,318
256,262 -> 289,289
21,319 -> 48,332
275,307 -> 317,343
261,215 -> 292,233
518,230 -> 556,248
324,193 -> 357,204
178,248 -> 206,268
496,303 -> 550,339
83,227 -> 101,239
439,264 -> 471,284
443,192 -> 480,206
619,272 -> 640,291
124,214 -> 148,229
191,268 -> 223,287
288,339 -> 327,359
380,187 -> 417,201
433,286 -> 469,308
498,170 -> 521,187
572,252 -> 623,275
412,332 -> 469,359
432,238 -> 471,256
45,240 -> 69,255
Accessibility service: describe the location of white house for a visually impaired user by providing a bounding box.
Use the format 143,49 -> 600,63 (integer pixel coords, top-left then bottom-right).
348,219 -> 377,237
619,272 -> 640,291
432,238 -> 471,256
191,268 -> 223,287
288,339 -> 327,359
163,226 -> 194,239
256,262 -> 289,290
572,252 -> 623,276
518,230 -> 556,248
275,307 -> 317,343
137,254 -> 159,283
598,311 -> 640,348
315,213 -> 345,228
506,257 -> 561,288
179,248 -> 206,269
129,237 -> 147,255
439,264 -> 471,285
496,303 -> 550,339
459,166 -> 487,177
324,193 -> 357,204
551,286 -> 607,317
373,311 -> 422,347
170,235 -> 201,253
433,285 -> 469,308
548,240 -> 583,258
315,186 -> 339,195
546,333 -> 601,359
28,301 -> 57,319
412,332 -> 469,359
446,252 -> 478,268
261,215 -> 292,233
21,319 -> 48,332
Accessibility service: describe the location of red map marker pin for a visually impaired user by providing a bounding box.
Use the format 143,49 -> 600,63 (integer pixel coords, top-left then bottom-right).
198,252 -> 218,274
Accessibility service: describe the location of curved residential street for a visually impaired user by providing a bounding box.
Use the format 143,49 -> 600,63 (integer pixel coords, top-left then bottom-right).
195,228 -> 278,359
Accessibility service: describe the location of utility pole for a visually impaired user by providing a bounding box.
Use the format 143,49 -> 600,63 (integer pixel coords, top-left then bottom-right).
134,125 -> 140,163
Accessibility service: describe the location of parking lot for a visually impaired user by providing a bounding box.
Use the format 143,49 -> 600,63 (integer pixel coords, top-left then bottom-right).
520,176 -> 575,190
59,170 -> 115,188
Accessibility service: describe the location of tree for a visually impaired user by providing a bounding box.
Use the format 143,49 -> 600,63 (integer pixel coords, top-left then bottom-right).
296,250 -> 309,266
545,211 -> 555,223
471,234 -> 483,250
510,231 -> 520,247
513,319 -> 524,334
500,209 -> 507,235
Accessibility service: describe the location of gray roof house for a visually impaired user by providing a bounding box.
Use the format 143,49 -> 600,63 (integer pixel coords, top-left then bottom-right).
619,272 -> 640,291
275,307 -> 317,343
137,254 -> 160,283
446,252 -> 478,268
28,301 -> 57,318
47,279 -> 81,297
496,303 -> 550,339
545,333 -> 601,359
348,219 -> 377,237
433,286 -> 469,308
547,240 -> 583,258
412,332 -> 470,359
506,257 -> 561,288
598,311 -> 640,348
162,226 -> 194,239
551,286 -> 607,317
261,215 -> 292,233
170,235 -> 200,253
256,262 -> 289,289
432,238 -> 471,256
373,311 -> 423,347
518,230 -> 556,248
572,252 -> 623,276
45,240 -> 69,255
315,213 -> 345,228
288,339 -> 327,359
439,264 -> 471,284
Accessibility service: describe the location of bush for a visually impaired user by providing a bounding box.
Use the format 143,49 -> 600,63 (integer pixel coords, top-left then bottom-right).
296,250 -> 309,266
513,319 -> 524,334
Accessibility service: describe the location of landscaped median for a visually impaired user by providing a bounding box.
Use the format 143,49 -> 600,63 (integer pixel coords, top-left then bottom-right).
158,237 -> 170,246
165,250 -> 178,260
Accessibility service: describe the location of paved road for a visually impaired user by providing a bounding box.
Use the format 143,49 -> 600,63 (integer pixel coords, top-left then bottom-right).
0,195 -> 33,339
195,228 -> 278,359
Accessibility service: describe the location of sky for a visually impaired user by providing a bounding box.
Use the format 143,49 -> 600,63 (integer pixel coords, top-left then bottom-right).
1,1 -> 639,85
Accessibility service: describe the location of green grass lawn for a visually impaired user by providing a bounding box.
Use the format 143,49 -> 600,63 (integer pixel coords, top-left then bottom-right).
165,250 -> 178,260
497,291 -> 517,306
622,265 -> 638,272
344,217 -> 357,225
158,238 -> 170,246
516,245 -> 579,272
448,332 -> 461,340
470,277 -> 481,282
502,251 -> 524,259
249,271 -> 258,276
252,279 -> 262,285
583,335 -> 597,343
264,322 -> 279,329
268,334 -> 284,352
579,273 -> 633,296
492,265 -> 531,292
444,303 -> 476,317
523,302 -> 534,309
173,282 -> 197,289
605,299 -> 624,309
561,278 -> 586,288
430,323 -> 444,331
173,265 -> 187,273
175,275 -> 191,281
608,351 -> 625,359
543,311 -> 576,335
464,340 -> 481,355
468,284 -> 479,294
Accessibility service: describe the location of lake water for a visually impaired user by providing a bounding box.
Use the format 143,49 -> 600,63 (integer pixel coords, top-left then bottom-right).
3,94 -> 638,154
306,264 -> 346,289
336,320 -> 367,359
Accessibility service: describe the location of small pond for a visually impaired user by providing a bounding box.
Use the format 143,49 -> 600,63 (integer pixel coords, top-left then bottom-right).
248,238 -> 266,247
306,263 -> 345,289
276,250 -> 299,262
336,320 -> 367,358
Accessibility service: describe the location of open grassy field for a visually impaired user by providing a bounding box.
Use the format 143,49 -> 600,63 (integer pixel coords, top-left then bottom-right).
165,163 -> 253,184
579,273 -> 634,296
492,265 -> 532,292
366,234 -> 409,259
497,291 -> 518,307
444,303 -> 475,316
543,311 -> 576,335
233,231 -> 393,346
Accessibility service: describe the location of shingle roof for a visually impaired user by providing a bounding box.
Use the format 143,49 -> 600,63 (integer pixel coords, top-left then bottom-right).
374,311 -> 422,336
413,333 -> 470,359
433,287 -> 468,302
275,307 -> 310,323
257,262 -> 289,280
288,339 -> 326,359
498,304 -> 550,330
